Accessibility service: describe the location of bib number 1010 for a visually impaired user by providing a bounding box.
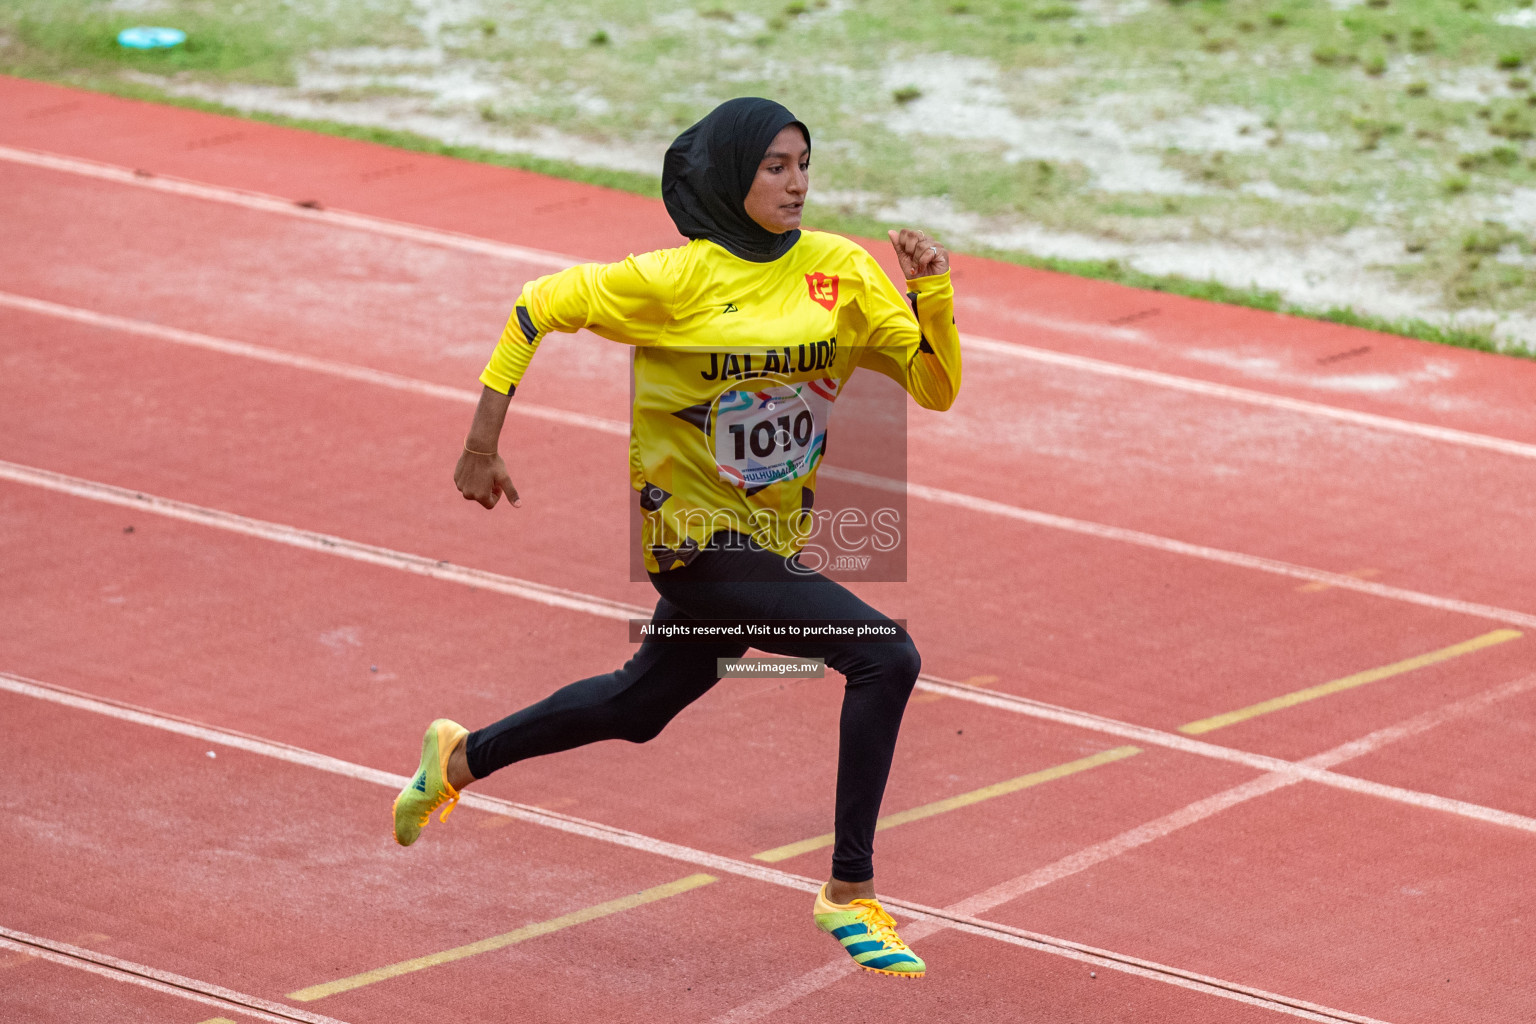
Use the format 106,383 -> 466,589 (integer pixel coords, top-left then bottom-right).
710,378 -> 838,490
727,408 -> 814,460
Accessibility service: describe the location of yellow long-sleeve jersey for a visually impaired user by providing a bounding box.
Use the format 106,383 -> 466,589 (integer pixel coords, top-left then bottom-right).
481,231 -> 961,573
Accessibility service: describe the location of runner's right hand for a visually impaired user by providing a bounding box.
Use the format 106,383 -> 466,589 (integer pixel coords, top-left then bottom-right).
454,449 -> 520,509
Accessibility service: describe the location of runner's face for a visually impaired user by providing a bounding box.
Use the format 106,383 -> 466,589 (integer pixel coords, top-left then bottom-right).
743,125 -> 809,234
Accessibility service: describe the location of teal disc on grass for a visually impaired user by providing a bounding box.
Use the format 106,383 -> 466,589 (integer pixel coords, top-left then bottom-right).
117,27 -> 187,50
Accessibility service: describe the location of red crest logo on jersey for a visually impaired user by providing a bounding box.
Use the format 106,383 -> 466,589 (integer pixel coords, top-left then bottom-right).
805,273 -> 839,311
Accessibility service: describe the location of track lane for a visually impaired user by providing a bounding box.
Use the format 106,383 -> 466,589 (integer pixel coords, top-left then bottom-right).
6,469 -> 1532,833
6,305 -> 1536,767
4,470 -> 1534,894
1330,683 -> 1536,819
3,405 -> 1536,767
985,779 -> 1534,1024
4,73 -> 1535,449
0,483 -> 1285,902
0,680 -> 1394,1024
4,152 -> 1536,616
0,691 -> 807,1023
9,287 -> 1536,636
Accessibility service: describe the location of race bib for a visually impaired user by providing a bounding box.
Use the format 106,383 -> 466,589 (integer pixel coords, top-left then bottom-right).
710,378 -> 839,490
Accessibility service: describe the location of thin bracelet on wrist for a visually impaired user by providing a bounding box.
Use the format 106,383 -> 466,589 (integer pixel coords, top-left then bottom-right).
463,444 -> 498,457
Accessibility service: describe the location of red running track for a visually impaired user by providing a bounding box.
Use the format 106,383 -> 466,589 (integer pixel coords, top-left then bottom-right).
2,76 -> 1533,1023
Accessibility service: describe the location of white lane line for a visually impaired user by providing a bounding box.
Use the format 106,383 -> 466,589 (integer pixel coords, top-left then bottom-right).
955,774 -> 1289,917
0,927 -> 352,1024
0,671 -> 812,892
5,456 -> 1534,837
709,961 -> 859,1024
949,670 -> 1536,915
836,465 -> 1536,630
962,334 -> 1536,463
7,289 -> 1536,630
718,902 -> 1390,1024
0,459 -> 645,622
0,291 -> 626,438
0,143 -> 574,270
717,912 -> 1391,1024
712,675 -> 1536,1024
7,143 -> 1536,463
912,674 -> 1536,834
917,917 -> 1393,1024
0,671 -> 1392,1024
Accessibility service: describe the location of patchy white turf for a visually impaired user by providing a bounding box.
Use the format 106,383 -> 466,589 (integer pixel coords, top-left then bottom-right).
120,0 -> 1536,350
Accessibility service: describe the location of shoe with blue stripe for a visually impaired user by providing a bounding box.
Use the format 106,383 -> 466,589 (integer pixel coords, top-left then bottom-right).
813,883 -> 926,977
392,718 -> 468,846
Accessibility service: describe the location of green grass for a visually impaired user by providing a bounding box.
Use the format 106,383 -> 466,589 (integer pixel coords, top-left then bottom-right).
2,0 -> 1532,355
7,13 -> 291,84
2,1 -> 419,85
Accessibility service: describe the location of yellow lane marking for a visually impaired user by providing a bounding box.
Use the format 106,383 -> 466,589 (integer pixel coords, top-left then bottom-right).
286,873 -> 715,1002
752,746 -> 1142,863
1297,568 -> 1381,593
1179,629 -> 1522,735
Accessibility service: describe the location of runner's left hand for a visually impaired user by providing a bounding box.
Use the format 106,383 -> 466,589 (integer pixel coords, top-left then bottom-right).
888,228 -> 950,280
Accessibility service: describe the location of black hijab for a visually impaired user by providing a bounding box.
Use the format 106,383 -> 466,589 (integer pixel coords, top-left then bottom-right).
662,97 -> 810,263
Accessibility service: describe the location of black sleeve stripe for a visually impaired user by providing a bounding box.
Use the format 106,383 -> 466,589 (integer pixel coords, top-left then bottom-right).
516,305 -> 540,345
906,291 -> 934,354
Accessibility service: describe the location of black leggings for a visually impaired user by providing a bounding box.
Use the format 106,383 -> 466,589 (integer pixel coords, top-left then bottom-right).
463,539 -> 921,882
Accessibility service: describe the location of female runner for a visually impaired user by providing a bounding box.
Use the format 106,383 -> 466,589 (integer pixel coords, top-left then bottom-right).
393,97 -> 960,977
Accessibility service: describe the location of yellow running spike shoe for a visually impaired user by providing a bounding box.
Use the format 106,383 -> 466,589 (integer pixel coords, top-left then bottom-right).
813,883 -> 926,977
392,718 -> 468,846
